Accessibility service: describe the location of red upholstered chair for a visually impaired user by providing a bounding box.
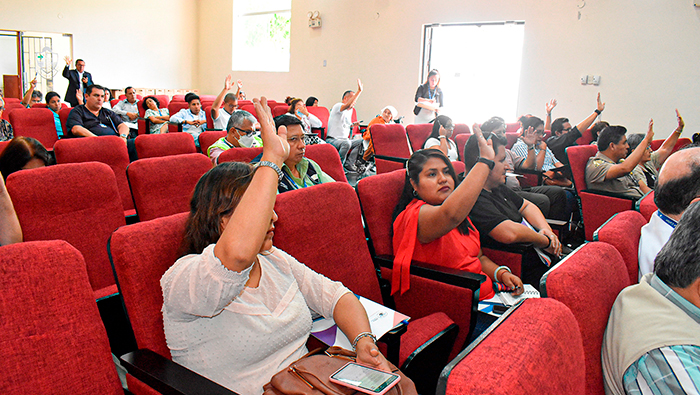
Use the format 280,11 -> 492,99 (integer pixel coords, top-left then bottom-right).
593,210 -> 647,284
452,123 -> 471,137
274,182 -> 481,393
406,124 -> 433,152
199,130 -> 227,156
356,170 -> 484,359
272,105 -> 288,117
305,143 -> 348,182
171,95 -> 186,102
110,98 -> 119,108
576,127 -> 594,145
437,298 -> 585,395
454,133 -> 472,161
239,104 -> 258,121
567,144 -> 637,240
8,108 -> 58,149
0,240 -> 123,394
152,94 -> 170,109
6,163 -> 125,299
167,101 -> 189,133
3,97 -> 20,104
127,153 -> 212,221
451,160 -> 465,174
237,99 -> 251,107
217,146 -> 263,163
307,106 -> 329,138
650,137 -> 691,153
504,132 -> 520,149
505,122 -> 519,133
204,105 -> 215,130
370,123 -> 412,174
136,102 -> 147,135
108,213 -> 241,394
134,132 -> 197,159
541,242 -> 631,395
59,107 -> 72,136
0,141 -> 9,155
30,102 -> 47,108
636,190 -> 656,221
54,136 -> 136,217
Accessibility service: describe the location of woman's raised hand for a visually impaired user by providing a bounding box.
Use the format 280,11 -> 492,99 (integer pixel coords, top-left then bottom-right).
472,123 -> 495,161
254,97 -> 289,166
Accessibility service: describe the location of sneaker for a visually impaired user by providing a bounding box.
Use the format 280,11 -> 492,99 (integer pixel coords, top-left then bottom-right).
344,163 -> 358,173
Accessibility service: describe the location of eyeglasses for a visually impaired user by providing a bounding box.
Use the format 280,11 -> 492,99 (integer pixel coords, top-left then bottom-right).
562,127 -> 572,132
234,127 -> 255,135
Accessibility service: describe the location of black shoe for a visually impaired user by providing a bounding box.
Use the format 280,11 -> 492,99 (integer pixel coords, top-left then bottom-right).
344,163 -> 358,173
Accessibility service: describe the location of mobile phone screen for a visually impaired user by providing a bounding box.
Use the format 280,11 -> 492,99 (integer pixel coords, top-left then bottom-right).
330,363 -> 399,393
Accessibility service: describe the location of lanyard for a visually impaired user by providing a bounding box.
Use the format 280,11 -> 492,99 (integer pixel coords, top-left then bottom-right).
428,88 -> 435,100
657,211 -> 677,229
285,171 -> 307,189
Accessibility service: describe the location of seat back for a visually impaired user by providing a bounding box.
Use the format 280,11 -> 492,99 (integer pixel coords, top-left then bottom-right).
636,191 -> 656,221
134,132 -> 197,159
217,146 -> 263,163
6,162 -> 126,297
454,133 -> 472,161
452,123 -> 470,136
54,136 -> 135,212
370,123 -> 411,174
650,137 -> 691,153
356,169 -> 406,257
593,210 -> 647,284
109,212 -> 189,358
239,104 -> 258,121
504,132 -> 520,149
305,143 -> 348,182
199,130 -> 227,156
0,141 -> 9,155
406,124 -> 433,152
58,108 -> 72,137
0,240 -> 123,394
274,183 -> 383,303
167,101 -> 189,133
127,153 -> 212,221
152,94 -> 170,109
307,106 -> 330,130
272,105 -> 289,117
437,298 -> 585,395
8,108 -> 58,149
540,242 -> 630,395
576,127 -> 594,145
204,105 -> 215,129
505,122 -> 519,133
567,144 -> 599,195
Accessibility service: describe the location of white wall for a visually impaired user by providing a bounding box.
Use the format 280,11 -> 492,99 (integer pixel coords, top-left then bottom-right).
0,0 -> 198,92
197,0 -> 700,138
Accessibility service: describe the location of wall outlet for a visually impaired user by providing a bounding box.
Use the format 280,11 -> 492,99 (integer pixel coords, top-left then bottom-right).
590,75 -> 601,85
580,75 -> 589,85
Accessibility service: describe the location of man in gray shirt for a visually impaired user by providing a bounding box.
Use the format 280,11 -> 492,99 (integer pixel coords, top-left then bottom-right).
112,86 -> 140,134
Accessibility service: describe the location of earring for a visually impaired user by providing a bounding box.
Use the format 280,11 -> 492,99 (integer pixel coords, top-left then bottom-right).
412,190 -> 418,198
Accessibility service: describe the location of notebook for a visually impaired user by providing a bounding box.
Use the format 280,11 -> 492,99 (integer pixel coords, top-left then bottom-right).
498,284 -> 540,306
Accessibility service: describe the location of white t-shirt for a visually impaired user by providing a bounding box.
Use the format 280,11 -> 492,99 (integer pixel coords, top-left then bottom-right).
424,137 -> 458,162
213,108 -> 232,130
638,210 -> 677,281
326,103 -> 353,139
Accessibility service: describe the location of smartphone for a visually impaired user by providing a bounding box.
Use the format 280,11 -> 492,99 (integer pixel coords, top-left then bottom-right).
329,362 -> 401,395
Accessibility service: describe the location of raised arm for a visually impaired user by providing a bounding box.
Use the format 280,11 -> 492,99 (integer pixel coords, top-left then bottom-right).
654,109 -> 684,166
417,125 -> 494,243
20,78 -> 37,107
605,120 -> 655,179
0,176 -> 22,245
211,75 -> 232,120
576,93 -> 605,133
545,99 -> 557,131
519,127 -> 538,169
62,56 -> 71,79
425,126 -> 451,157
213,97 -> 290,272
340,79 -> 363,112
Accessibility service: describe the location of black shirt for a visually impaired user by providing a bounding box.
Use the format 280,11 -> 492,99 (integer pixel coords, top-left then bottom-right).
413,83 -> 443,115
469,185 -> 525,243
66,105 -> 123,137
546,126 -> 582,165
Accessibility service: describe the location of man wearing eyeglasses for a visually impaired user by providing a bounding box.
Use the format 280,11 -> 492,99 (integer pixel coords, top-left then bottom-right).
207,109 -> 262,164
545,93 -> 606,165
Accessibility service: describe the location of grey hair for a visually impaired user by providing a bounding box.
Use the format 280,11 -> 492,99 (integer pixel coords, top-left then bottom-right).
226,110 -> 256,131
654,201 -> 700,288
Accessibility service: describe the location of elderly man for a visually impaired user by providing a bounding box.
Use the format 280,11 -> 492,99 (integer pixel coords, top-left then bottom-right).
62,57 -> 93,107
585,122 -> 654,199
67,84 -> 136,160
271,114 -> 334,193
638,145 -> 700,280
211,75 -> 241,130
207,109 -> 262,164
603,200 -> 700,394
112,86 -> 140,134
326,79 -> 363,172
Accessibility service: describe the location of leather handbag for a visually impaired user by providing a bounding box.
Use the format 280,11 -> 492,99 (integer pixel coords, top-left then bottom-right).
263,346 -> 417,395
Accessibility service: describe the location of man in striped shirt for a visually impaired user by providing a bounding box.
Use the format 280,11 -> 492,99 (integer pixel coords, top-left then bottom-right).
602,201 -> 700,394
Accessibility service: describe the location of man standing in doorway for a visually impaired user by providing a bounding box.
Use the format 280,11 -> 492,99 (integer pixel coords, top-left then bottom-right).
63,57 -> 93,107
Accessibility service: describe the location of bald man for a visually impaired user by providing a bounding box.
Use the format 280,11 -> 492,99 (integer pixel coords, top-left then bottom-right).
638,145 -> 700,279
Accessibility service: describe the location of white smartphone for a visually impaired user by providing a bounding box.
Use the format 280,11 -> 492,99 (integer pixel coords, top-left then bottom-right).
329,362 -> 401,395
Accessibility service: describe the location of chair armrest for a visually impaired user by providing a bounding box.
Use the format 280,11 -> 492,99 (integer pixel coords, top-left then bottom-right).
581,189 -> 639,201
479,238 -> 531,255
120,349 -> 239,395
635,189 -> 654,211
374,155 -> 408,165
373,255 -> 484,291
311,127 -> 325,139
377,322 -> 408,366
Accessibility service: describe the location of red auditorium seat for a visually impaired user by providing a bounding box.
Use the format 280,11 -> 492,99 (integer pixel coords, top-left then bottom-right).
0,141 -> 9,155
272,105 -> 288,117
151,94 -> 170,109
452,123 -> 470,136
307,106 -> 329,138
107,212 -> 255,394
238,104 -> 258,121
217,146 -> 263,164
541,242 -> 631,395
198,130 -> 227,156
126,153 -> 212,221
167,101 -> 189,133
134,132 -> 197,159
54,135 -> 136,217
58,108 -> 72,137
650,137 -> 691,153
31,102 -> 68,109
576,127 -> 594,145
204,105 -> 216,130
6,162 -> 125,299
2,105 -> 26,122
406,123 -> 433,152
636,191 -> 656,221
0,240 -> 123,394
567,144 -> 638,240
593,210 -> 647,283
370,123 -> 412,174
505,122 -> 519,133
504,132 -> 519,149
8,108 -> 58,149
274,182 -> 478,393
356,169 -> 485,360
305,143 -> 348,182
454,133 -> 472,161
436,298 -> 585,395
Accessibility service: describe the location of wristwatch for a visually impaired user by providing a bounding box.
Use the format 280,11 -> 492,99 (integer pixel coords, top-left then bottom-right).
257,161 -> 284,181
477,157 -> 495,170
528,144 -> 535,150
